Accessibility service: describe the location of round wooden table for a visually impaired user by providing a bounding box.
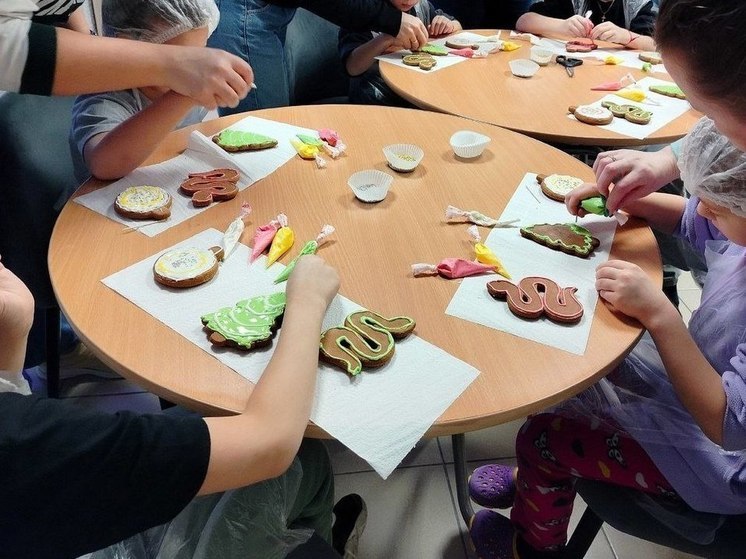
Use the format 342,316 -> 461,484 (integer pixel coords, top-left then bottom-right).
380,30 -> 701,147
49,105 -> 659,437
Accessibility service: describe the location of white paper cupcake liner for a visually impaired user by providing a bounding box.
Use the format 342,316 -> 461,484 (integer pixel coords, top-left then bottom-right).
509,59 -> 540,78
449,130 -> 491,159
383,144 -> 424,172
347,169 -> 394,203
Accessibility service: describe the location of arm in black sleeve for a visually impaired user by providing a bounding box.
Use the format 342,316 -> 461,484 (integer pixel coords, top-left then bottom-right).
267,0 -> 402,36
0,394 -> 211,559
629,2 -> 657,36
528,0 -> 574,19
19,23 -> 57,95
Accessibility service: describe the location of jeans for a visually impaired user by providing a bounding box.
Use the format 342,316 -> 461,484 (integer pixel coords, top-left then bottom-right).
209,0 -> 296,113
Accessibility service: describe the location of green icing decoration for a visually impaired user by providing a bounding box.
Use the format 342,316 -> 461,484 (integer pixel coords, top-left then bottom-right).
201,292 -> 286,349
419,43 -> 448,56
580,196 -> 610,217
649,84 -> 686,99
274,240 -> 318,284
214,129 -> 278,148
296,133 -> 323,146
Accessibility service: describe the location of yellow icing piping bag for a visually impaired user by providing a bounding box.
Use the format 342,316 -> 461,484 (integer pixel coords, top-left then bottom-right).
266,213 -> 295,267
614,87 -> 661,106
290,137 -> 319,160
467,225 -> 511,279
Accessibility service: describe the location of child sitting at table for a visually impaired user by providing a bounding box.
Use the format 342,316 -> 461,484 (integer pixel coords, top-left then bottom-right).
338,0 -> 462,106
516,0 -> 656,51
69,0 -> 221,183
467,116 -> 746,559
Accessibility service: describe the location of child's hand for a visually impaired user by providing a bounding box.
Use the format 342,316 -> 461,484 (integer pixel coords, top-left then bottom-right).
428,16 -> 455,37
564,15 -> 594,37
595,260 -> 671,324
564,182 -> 601,217
590,21 -> 631,44
286,255 -> 339,313
0,258 -> 34,343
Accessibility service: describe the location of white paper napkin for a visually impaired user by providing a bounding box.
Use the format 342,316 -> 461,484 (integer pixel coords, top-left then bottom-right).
446,173 -> 617,355
74,116 -> 318,236
102,229 -> 479,478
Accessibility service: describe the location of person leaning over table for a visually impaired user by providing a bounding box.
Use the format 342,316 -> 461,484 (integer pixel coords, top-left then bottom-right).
1,0 -> 254,109
516,0 -> 657,51
0,254 -> 359,559
339,0 -> 461,107
208,0 -> 430,112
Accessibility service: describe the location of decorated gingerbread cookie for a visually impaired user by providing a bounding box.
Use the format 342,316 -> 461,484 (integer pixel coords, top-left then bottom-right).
201,292 -> 287,350
114,185 -> 172,221
319,310 -> 416,376
566,38 -> 597,53
180,168 -> 240,207
600,101 -> 652,125
212,129 -> 278,152
415,43 -> 449,56
445,37 -> 478,49
520,223 -> 600,258
153,245 -> 223,288
638,51 -> 662,65
536,174 -> 584,202
569,105 -> 614,125
487,276 -> 584,324
402,53 -> 437,70
649,84 -> 686,99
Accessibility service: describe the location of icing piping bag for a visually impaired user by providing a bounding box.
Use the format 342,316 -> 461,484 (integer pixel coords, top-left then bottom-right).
266,213 -> 294,267
290,137 -> 319,160
467,225 -> 511,279
274,225 -> 335,283
580,196 -> 629,225
591,73 -> 636,91
412,258 -> 495,279
250,216 -> 280,262
319,128 -> 339,147
221,202 -> 252,261
614,88 -> 661,106
446,205 -> 519,228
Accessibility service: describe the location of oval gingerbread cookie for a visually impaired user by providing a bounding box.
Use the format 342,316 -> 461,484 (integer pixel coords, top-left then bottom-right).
115,185 -> 172,220
153,245 -> 223,288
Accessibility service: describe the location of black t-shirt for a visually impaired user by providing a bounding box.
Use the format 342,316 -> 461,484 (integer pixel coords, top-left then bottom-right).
0,394 -> 210,559
529,0 -> 656,36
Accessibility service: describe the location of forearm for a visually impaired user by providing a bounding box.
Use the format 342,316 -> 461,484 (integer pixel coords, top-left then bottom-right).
346,35 -> 394,76
85,92 -> 196,180
646,312 -> 727,444
625,34 -> 654,51
515,13 -> 564,36
63,8 -> 91,33
0,334 -> 28,375
621,192 -> 686,235
200,298 -> 327,494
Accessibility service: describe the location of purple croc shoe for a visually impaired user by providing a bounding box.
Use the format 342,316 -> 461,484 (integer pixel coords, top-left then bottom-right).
469,464 -> 517,509
469,509 -> 516,559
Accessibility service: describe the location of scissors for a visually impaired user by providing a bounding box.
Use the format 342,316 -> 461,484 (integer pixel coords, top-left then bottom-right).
556,55 -> 583,77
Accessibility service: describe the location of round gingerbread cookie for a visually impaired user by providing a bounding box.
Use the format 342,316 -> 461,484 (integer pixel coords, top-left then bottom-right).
536,174 -> 584,202
638,51 -> 662,65
153,245 -> 223,288
115,186 -> 172,221
569,105 -> 614,126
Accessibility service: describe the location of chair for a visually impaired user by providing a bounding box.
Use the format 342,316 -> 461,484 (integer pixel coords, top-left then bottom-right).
0,93 -> 78,397
566,479 -> 746,559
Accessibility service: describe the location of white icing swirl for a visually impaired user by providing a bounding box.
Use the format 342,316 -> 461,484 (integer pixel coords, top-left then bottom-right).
154,247 -> 217,281
116,186 -> 170,213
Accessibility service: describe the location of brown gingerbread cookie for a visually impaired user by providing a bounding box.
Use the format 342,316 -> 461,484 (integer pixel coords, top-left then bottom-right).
180,168 -> 240,207
649,84 -> 686,100
153,245 -> 224,288
402,53 -> 437,70
520,223 -> 600,258
200,292 -> 287,350
536,174 -> 584,202
638,51 -> 662,65
569,105 -> 614,125
600,101 -> 652,125
212,129 -> 278,152
319,310 -> 416,376
486,276 -> 584,324
114,185 -> 172,221
566,38 -> 597,53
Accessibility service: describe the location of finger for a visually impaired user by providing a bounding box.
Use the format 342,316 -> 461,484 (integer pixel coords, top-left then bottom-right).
593,151 -> 619,174
415,25 -> 428,46
595,278 -> 619,293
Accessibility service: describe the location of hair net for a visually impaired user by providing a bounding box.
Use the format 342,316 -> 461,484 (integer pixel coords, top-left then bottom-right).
680,117 -> 746,218
102,0 -> 220,44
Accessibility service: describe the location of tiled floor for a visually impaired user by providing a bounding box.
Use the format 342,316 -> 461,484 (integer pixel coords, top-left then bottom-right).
34,272 -> 703,559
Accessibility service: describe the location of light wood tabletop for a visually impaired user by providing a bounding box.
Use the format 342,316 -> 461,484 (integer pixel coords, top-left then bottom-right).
379,30 -> 701,147
49,104 -> 660,436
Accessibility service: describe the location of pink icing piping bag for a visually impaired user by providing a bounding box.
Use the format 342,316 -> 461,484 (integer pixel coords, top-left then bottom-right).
250,215 -> 281,262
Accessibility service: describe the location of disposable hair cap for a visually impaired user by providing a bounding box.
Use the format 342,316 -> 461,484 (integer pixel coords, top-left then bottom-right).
680,117 -> 746,218
102,0 -> 220,44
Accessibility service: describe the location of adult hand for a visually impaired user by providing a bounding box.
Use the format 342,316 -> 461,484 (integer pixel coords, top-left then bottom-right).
286,255 -> 340,313
590,21 -> 630,44
593,148 -> 680,213
565,182 -> 602,217
595,260 -> 673,325
166,46 -> 254,110
428,15 -> 455,38
397,12 -> 428,50
0,258 -> 34,344
564,15 -> 593,37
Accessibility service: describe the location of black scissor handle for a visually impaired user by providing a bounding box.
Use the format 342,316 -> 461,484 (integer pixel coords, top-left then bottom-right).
556,55 -> 583,68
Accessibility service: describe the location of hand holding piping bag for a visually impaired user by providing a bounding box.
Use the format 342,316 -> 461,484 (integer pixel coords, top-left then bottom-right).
274,225 -> 335,284
266,213 -> 294,267
467,225 -> 511,279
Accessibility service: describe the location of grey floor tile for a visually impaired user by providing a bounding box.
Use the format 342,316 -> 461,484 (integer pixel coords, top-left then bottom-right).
328,435 -> 444,475
439,420 -> 524,464
678,289 -> 702,314
604,524 -> 699,559
676,272 -> 699,291
334,465 -> 468,559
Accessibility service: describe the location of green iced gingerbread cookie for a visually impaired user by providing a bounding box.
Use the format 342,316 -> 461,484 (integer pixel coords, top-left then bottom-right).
201,292 -> 287,350
212,129 -> 278,152
649,84 -> 686,100
520,223 -> 601,258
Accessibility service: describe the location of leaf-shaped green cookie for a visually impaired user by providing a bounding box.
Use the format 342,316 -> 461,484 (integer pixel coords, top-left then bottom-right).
212,129 -> 278,152
201,292 -> 286,349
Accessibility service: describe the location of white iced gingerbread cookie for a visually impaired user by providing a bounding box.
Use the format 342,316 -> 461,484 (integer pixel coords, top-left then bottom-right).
115,185 -> 172,221
153,246 -> 223,288
569,105 -> 614,126
536,174 -> 584,202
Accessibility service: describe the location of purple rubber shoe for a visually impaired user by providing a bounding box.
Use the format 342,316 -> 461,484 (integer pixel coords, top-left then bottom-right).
468,464 -> 516,509
469,509 -> 516,559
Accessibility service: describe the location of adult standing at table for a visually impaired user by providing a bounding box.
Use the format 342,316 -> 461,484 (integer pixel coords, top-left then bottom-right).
209,0 -> 429,112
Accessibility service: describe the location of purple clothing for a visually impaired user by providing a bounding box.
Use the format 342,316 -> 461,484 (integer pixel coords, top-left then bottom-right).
560,196 -> 746,518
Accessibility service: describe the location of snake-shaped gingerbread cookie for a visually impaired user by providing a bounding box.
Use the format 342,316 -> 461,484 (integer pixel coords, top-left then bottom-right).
180,168 -> 240,207
319,310 -> 416,376
600,101 -> 652,125
486,276 -> 584,324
